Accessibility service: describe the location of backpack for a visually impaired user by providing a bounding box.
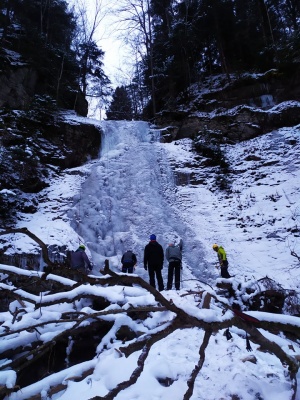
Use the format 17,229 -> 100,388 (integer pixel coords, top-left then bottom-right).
123,251 -> 134,264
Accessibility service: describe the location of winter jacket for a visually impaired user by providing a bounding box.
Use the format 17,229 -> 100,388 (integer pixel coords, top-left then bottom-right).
70,248 -> 92,271
165,239 -> 183,262
121,250 -> 137,267
144,240 -> 164,268
217,246 -> 227,265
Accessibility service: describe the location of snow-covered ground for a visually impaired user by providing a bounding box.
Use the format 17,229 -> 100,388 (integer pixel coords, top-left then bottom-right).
165,126 -> 300,289
1,115 -> 300,399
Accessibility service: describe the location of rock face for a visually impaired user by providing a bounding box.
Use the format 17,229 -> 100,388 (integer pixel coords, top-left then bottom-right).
39,115 -> 102,169
155,69 -> 300,143
0,108 -> 101,225
0,66 -> 38,109
1,110 -> 101,191
0,108 -> 102,266
0,65 -> 88,116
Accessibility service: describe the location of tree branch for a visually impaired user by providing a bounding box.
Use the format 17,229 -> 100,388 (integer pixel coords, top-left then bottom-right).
183,329 -> 213,400
91,343 -> 152,400
0,228 -> 55,267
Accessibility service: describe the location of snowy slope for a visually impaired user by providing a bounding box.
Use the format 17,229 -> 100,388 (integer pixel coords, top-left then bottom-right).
165,126 -> 300,290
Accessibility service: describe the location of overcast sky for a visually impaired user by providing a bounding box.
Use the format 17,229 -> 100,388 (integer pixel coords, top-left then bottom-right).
93,0 -> 133,86
70,0 -> 135,117
67,0 -> 131,87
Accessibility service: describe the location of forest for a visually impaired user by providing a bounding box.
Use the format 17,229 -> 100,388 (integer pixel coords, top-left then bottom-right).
1,0 -> 300,119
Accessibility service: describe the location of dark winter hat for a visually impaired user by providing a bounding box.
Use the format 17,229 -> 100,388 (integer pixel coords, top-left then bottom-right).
79,244 -> 86,250
150,234 -> 156,241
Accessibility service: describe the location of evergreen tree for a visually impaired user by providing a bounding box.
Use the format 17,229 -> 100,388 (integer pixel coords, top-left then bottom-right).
141,0 -> 300,114
77,40 -> 110,98
0,0 -> 111,113
0,0 -> 79,107
106,86 -> 133,120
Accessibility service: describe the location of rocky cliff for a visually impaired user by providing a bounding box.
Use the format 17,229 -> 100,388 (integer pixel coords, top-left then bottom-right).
0,50 -> 88,116
155,69 -> 300,143
0,107 -> 101,223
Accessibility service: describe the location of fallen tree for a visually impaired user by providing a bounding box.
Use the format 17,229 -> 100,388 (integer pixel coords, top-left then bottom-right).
0,227 -> 56,268
0,262 -> 299,400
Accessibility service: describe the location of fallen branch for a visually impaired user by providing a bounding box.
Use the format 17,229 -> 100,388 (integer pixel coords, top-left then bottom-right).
0,260 -> 299,399
0,227 -> 55,267
91,343 -> 152,400
183,329 -> 212,400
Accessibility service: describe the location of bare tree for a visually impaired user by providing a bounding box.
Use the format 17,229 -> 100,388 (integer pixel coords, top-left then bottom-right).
72,0 -> 110,100
111,0 -> 156,116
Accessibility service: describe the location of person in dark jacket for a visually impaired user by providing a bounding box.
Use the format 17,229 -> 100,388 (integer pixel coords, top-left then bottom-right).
121,250 -> 137,273
165,239 -> 183,290
144,234 -> 164,291
70,244 -> 93,275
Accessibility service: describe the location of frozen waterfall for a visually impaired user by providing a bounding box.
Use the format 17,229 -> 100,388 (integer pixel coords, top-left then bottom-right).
70,120 -> 209,283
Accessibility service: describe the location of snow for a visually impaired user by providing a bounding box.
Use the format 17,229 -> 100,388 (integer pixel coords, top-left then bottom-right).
1,114 -> 300,399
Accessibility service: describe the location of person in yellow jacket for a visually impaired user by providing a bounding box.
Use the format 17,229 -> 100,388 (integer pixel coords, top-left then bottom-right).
212,244 -> 231,278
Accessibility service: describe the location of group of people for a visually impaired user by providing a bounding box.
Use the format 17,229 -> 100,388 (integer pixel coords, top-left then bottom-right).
120,236 -> 231,289
70,236 -> 231,288
121,234 -> 184,291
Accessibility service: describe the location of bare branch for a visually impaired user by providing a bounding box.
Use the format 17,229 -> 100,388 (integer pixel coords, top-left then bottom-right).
1,261 -> 299,399
90,343 -> 152,400
291,250 -> 300,262
0,227 -> 55,267
183,329 -> 213,400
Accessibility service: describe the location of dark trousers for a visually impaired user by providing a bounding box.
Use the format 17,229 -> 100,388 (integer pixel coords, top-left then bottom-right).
148,265 -> 164,291
122,264 -> 134,273
167,260 -> 181,290
70,266 -> 86,282
221,260 -> 231,278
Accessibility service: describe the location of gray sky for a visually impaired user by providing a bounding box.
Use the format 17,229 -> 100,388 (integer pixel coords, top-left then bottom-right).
93,0 -> 132,86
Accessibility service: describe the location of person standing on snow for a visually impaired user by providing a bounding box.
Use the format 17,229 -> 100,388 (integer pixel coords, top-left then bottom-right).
144,234 -> 164,291
70,244 -> 93,275
165,239 -> 183,290
212,244 -> 231,278
121,250 -> 137,273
